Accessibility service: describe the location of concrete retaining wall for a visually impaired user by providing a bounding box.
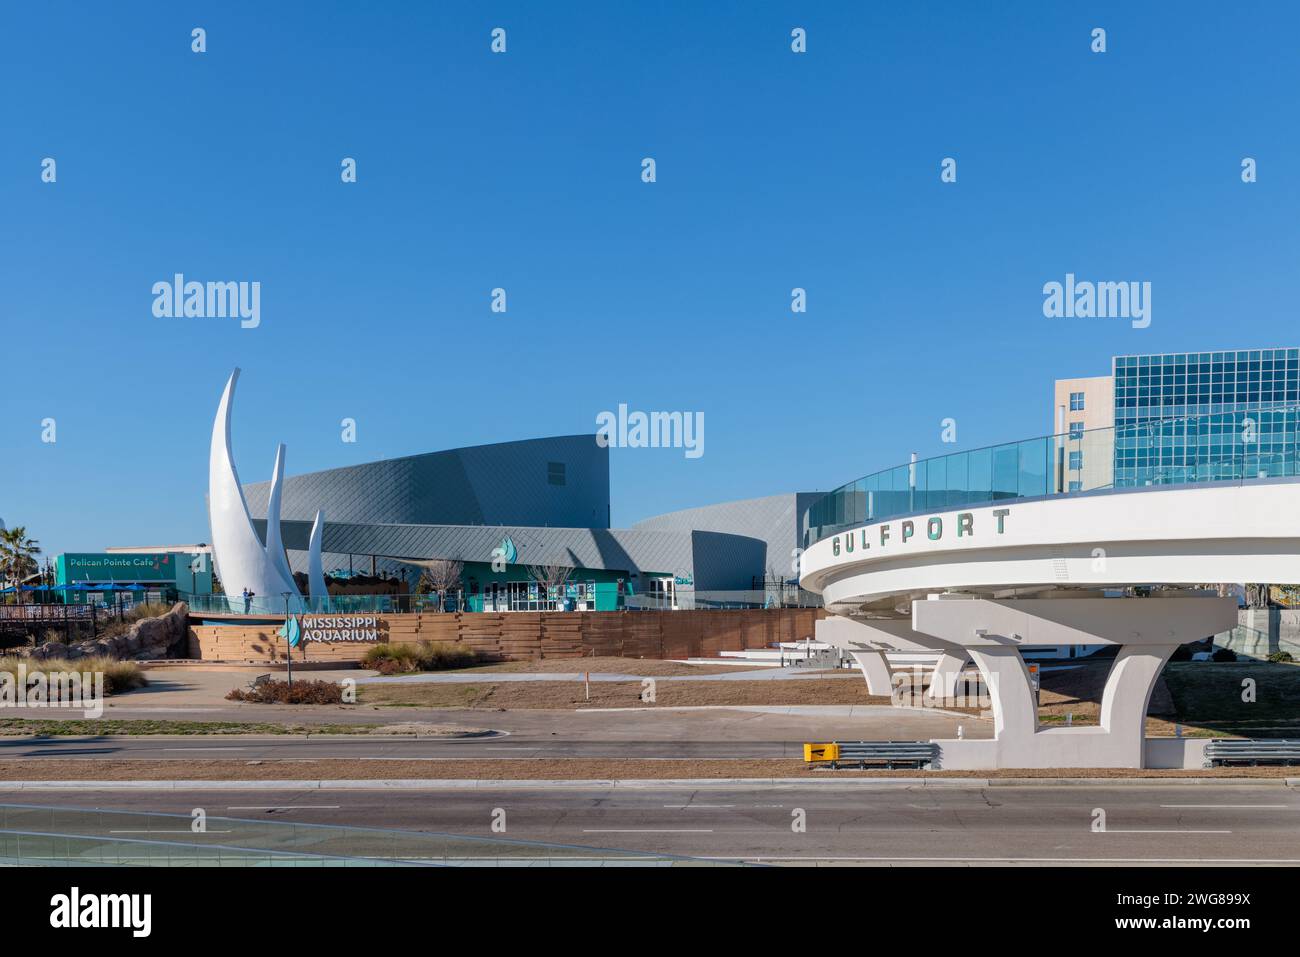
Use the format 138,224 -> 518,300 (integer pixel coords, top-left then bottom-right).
1217,608 -> 1300,660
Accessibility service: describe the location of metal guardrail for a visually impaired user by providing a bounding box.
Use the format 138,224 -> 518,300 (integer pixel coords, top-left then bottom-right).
1203,739 -> 1300,767
804,740 -> 938,770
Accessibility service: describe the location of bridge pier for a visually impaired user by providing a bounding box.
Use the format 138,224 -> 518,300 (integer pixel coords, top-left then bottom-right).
815,616 -> 970,703
912,596 -> 1237,769
924,650 -> 973,704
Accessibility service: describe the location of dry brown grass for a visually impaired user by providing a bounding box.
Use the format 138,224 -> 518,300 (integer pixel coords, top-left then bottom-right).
468,656 -> 756,676
357,675 -> 931,710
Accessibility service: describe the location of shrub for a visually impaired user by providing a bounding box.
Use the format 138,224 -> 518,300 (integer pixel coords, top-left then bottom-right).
226,679 -> 343,704
360,640 -> 479,674
1211,647 -> 1238,662
0,655 -> 147,696
1267,650 -> 1295,663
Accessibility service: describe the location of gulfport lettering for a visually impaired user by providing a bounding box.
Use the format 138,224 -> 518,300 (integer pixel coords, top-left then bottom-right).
832,508 -> 1010,557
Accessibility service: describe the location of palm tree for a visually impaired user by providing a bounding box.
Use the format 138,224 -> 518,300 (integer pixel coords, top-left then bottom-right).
0,527 -> 41,604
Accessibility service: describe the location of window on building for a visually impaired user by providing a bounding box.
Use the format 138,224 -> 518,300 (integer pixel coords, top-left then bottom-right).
1068,421 -> 1084,440
547,461 -> 566,486
1069,392 -> 1085,411
1068,450 -> 1083,471
1068,480 -> 1083,493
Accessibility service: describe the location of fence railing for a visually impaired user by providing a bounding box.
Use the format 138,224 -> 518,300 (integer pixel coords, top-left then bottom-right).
182,590 -> 821,617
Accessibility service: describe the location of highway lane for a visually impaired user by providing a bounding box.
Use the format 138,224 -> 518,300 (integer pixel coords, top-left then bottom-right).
3,783 -> 1297,865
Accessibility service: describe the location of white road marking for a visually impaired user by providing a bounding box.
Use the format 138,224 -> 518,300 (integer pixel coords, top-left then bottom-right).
1160,804 -> 1289,809
662,804 -> 735,808
226,805 -> 342,810
710,855 -> 1300,864
109,829 -> 233,834
583,828 -> 714,833
1102,829 -> 1232,834
160,747 -> 248,751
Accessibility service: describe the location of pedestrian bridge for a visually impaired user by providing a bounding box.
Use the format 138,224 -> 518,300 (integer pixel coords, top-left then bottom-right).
798,411 -> 1300,770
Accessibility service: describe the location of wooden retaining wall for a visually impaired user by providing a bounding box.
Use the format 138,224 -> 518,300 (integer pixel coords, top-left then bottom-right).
188,608 -> 826,664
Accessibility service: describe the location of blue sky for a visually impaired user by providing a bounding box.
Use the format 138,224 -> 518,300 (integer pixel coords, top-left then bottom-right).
3,1 -> 1299,559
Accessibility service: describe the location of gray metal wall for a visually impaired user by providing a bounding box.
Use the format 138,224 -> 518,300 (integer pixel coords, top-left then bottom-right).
632,493 -> 821,582
243,435 -> 610,530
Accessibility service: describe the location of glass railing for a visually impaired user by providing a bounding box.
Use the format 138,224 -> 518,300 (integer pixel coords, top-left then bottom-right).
0,803 -> 743,867
627,590 -> 823,610
802,406 -> 1300,546
183,593 -> 444,617
183,591 -> 825,616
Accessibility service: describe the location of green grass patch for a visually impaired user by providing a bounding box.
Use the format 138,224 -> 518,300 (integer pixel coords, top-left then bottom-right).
1163,661 -> 1300,735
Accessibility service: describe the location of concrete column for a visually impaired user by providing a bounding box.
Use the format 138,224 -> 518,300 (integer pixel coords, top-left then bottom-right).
924,650 -> 971,703
966,646 -> 1038,741
1097,642 -> 1178,768
848,650 -> 894,696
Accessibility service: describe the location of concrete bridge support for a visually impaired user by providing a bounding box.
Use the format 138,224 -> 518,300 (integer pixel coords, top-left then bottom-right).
816,615 -> 970,703
924,650 -> 974,704
912,596 -> 1237,769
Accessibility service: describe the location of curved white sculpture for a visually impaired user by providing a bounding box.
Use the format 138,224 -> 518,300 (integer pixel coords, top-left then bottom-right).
308,509 -> 328,605
265,443 -> 300,596
208,369 -> 300,608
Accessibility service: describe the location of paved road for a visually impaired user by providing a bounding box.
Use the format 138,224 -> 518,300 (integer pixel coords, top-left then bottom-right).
2,783 -> 1296,865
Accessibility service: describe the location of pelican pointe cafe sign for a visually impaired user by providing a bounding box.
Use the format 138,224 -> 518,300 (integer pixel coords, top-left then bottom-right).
298,615 -> 382,644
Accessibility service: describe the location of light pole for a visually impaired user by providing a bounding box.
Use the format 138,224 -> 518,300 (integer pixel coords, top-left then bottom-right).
281,592 -> 293,688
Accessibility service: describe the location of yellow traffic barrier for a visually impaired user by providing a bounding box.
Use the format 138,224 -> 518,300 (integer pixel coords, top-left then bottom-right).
803,742 -> 840,763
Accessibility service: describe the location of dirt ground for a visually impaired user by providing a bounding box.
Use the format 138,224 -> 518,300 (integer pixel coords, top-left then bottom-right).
356,675 -> 958,711
0,758 -> 1295,781
468,656 -> 756,676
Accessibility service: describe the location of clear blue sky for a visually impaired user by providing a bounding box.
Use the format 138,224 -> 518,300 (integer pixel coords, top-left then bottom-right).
4,1 -> 1299,559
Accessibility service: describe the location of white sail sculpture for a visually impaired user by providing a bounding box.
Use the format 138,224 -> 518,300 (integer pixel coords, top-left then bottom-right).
208,369 -> 305,612
264,444 -> 299,594
307,510 -> 329,606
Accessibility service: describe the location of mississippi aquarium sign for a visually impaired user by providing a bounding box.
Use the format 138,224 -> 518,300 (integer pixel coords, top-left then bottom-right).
299,615 -> 381,643
830,507 -> 1011,558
